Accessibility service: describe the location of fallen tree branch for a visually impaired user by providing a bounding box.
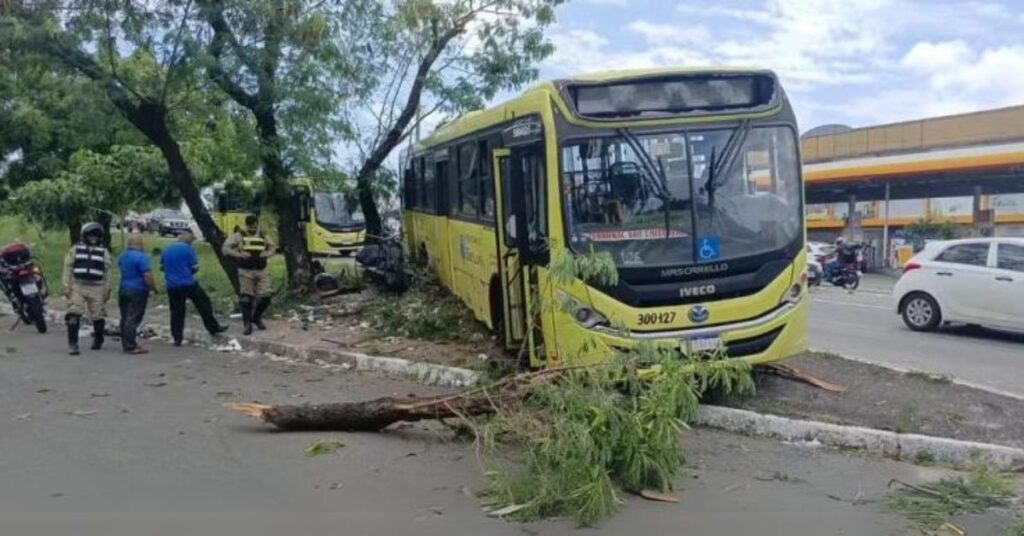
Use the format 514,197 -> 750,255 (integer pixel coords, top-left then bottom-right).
225,364 -> 585,431
757,363 -> 847,393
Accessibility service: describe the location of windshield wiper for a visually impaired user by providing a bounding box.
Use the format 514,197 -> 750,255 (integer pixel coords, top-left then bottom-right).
705,120 -> 752,209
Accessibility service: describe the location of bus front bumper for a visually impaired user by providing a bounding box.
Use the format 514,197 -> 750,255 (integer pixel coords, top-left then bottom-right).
557,297 -> 808,366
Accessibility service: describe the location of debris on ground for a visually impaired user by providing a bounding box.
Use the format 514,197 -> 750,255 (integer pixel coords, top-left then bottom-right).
304,438 -> 345,457
886,468 -> 1018,534
227,346 -> 754,526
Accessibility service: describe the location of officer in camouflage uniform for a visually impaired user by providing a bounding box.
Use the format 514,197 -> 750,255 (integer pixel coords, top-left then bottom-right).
62,222 -> 113,355
222,214 -> 275,335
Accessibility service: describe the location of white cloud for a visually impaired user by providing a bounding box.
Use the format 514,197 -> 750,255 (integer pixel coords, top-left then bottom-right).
579,0 -> 630,5
542,0 -> 1024,128
901,41 -> 975,74
625,20 -> 711,45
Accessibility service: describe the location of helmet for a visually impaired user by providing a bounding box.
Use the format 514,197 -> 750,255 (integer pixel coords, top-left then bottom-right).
81,222 -> 104,240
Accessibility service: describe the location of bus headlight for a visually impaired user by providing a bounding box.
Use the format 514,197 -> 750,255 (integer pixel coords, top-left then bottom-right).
781,283 -> 802,305
573,306 -> 609,329
558,291 -> 609,329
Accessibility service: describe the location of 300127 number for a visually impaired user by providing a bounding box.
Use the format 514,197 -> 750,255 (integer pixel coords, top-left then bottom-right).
637,311 -> 677,326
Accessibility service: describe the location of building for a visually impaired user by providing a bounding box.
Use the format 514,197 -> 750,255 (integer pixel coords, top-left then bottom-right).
802,105 -> 1024,267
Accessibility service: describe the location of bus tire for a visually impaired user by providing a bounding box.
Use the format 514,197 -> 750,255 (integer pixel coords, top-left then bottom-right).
417,243 -> 428,266
489,276 -> 503,339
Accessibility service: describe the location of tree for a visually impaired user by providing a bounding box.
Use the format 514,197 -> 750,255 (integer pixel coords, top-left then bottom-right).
2,1 -> 253,289
6,145 -> 177,246
342,0 -> 561,240
191,0 -> 370,291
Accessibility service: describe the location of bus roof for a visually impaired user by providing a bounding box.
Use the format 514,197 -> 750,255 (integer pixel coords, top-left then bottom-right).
416,66 -> 780,150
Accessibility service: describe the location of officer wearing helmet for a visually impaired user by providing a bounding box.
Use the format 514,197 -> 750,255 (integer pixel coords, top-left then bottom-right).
222,214 -> 275,335
62,222 -> 113,355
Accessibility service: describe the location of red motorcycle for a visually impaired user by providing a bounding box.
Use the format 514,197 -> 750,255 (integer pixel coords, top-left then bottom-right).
0,242 -> 48,333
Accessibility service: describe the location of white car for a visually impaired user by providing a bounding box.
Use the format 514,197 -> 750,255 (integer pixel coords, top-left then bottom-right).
893,238 -> 1024,332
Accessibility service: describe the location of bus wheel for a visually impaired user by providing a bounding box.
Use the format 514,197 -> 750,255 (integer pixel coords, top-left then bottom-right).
417,243 -> 428,266
489,277 -> 504,340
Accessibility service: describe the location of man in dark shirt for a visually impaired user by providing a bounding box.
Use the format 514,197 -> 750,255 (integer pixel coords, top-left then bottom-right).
160,230 -> 227,346
117,233 -> 156,354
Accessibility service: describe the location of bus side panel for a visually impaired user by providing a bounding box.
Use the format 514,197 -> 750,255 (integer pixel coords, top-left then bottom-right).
447,218 -> 498,327
420,213 -> 454,290
403,212 -> 419,259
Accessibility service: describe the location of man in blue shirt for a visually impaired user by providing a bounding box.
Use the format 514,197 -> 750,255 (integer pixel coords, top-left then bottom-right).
117,233 -> 156,354
160,230 -> 227,346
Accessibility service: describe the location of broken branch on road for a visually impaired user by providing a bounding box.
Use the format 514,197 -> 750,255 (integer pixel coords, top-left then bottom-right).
226,345 -> 755,526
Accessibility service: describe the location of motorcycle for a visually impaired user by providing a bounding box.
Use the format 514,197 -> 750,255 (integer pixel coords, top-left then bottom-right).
823,258 -> 860,291
0,242 -> 49,333
355,232 -> 409,291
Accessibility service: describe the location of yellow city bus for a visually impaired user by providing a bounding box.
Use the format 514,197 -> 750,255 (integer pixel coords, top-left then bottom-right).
402,67 -> 807,367
213,178 -> 366,256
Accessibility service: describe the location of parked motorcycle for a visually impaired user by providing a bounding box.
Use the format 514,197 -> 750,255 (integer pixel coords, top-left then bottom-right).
0,242 -> 49,333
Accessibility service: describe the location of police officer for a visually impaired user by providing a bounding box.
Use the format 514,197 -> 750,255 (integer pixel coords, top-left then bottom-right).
222,214 -> 275,335
62,222 -> 113,355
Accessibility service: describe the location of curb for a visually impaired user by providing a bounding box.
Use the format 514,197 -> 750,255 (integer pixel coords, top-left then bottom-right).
809,347 -> 1024,401
9,304 -> 1022,468
697,405 -> 1024,470
144,324 -> 482,389
0,303 -> 481,390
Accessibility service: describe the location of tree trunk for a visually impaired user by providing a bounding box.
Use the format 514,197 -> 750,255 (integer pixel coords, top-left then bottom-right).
131,103 -> 239,292
254,107 -> 311,293
67,219 -> 81,245
96,212 -> 113,251
356,172 -> 383,243
227,394 -> 498,432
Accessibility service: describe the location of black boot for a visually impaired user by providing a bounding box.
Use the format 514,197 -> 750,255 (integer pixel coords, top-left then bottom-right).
66,314 -> 81,355
90,319 -> 105,350
240,295 -> 254,335
252,297 -> 271,331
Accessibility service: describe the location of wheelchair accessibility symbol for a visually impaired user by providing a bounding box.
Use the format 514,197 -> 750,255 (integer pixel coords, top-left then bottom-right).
697,236 -> 720,261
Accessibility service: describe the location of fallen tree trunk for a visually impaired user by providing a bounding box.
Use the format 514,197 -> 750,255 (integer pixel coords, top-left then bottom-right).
226,366 -> 577,431
227,395 -> 498,432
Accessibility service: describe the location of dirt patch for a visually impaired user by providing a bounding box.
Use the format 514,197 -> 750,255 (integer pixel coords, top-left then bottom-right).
264,289 -> 507,371
719,352 -> 1024,449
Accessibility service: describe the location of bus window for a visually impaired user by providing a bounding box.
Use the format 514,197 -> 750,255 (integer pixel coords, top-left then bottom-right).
479,140 -> 495,220
422,157 -> 436,211
456,142 -> 479,217
522,152 -> 548,257
403,165 -> 415,208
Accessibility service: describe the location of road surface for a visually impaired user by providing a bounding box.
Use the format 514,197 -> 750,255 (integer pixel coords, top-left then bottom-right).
809,275 -> 1024,398
0,328 -> 961,536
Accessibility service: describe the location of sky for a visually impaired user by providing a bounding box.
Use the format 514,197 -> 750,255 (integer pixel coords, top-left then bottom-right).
538,0 -> 1024,131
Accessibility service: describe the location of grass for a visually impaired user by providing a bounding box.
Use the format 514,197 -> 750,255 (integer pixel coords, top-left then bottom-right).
913,450 -> 937,466
886,467 -> 1018,533
1005,522 -> 1024,536
905,370 -> 954,384
893,404 -> 917,434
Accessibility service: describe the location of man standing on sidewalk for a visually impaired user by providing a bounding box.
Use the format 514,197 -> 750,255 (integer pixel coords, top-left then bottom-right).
222,215 -> 275,335
62,222 -> 112,355
160,230 -> 227,346
117,233 -> 156,354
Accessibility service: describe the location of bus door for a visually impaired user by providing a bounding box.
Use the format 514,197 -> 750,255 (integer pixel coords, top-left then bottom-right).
493,145 -> 546,365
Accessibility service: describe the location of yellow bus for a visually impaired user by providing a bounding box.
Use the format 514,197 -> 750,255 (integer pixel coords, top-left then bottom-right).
402,67 -> 807,367
213,178 -> 366,256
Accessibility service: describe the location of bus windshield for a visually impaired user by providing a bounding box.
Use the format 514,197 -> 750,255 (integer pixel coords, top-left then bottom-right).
561,126 -> 801,268
314,192 -> 365,228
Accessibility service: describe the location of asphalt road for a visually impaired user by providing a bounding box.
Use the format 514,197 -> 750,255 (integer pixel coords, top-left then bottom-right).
809,275 -> 1024,398
0,328 -> 963,536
